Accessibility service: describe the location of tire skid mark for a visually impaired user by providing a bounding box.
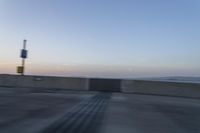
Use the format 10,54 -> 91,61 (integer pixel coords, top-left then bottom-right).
41,93 -> 111,133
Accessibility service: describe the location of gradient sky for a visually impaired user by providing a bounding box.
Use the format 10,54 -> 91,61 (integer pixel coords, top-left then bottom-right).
0,0 -> 200,78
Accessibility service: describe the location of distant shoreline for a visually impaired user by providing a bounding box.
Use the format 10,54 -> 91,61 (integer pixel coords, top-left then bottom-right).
0,74 -> 200,84
135,77 -> 200,84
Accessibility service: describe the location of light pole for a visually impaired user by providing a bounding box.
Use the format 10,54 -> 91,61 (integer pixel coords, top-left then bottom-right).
17,40 -> 28,75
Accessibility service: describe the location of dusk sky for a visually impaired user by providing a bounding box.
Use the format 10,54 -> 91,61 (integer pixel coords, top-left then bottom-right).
0,0 -> 200,78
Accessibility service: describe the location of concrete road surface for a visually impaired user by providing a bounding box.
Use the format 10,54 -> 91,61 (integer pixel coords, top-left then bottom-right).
0,87 -> 200,133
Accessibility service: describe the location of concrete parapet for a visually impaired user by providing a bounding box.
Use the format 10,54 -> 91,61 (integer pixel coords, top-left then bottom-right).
0,75 -> 89,91
121,80 -> 200,98
1,74 -> 200,98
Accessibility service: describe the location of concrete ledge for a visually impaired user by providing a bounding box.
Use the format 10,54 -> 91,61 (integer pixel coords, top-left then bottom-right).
121,80 -> 200,98
1,74 -> 200,98
0,75 -> 89,91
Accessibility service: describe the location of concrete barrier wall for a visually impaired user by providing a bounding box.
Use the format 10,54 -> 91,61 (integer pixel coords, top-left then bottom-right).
1,74 -> 200,98
121,80 -> 200,98
0,75 -> 18,87
0,75 -> 89,91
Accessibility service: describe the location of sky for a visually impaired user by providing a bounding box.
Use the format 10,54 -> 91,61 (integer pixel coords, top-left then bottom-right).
0,0 -> 200,78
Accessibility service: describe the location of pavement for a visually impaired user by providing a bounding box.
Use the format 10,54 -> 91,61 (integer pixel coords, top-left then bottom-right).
0,87 -> 200,133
